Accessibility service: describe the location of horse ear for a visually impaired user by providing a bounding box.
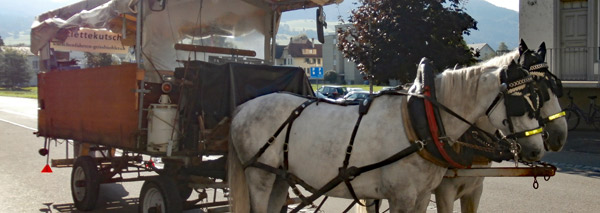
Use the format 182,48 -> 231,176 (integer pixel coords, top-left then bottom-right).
519,39 -> 528,55
537,42 -> 547,60
508,59 -> 519,70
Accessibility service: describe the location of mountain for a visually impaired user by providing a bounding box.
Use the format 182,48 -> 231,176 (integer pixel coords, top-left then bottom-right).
464,0 -> 519,50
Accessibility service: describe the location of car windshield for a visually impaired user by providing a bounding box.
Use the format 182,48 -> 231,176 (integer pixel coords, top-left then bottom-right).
336,88 -> 348,94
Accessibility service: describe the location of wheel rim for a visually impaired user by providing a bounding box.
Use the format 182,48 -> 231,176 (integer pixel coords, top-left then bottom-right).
72,166 -> 86,201
142,187 -> 165,213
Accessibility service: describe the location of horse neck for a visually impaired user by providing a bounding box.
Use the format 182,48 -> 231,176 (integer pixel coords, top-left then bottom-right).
478,49 -> 519,67
434,67 -> 502,140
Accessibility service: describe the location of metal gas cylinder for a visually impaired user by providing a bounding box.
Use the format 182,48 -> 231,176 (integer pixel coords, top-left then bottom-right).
147,94 -> 179,153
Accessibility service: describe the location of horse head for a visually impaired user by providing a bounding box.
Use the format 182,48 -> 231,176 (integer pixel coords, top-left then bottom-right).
518,39 -> 568,151
486,60 -> 546,161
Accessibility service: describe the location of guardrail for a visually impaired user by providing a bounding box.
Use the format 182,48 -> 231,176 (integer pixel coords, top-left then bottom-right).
546,47 -> 600,84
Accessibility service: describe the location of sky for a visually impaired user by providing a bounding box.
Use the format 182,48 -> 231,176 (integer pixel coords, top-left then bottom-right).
486,0 -> 519,12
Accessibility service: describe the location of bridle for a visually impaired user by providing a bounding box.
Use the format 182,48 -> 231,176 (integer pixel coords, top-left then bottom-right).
484,67 -> 544,141
527,62 -> 566,125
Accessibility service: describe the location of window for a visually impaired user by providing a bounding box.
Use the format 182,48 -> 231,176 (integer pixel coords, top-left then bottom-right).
317,58 -> 321,64
302,49 -> 317,55
32,60 -> 39,69
305,58 -> 310,63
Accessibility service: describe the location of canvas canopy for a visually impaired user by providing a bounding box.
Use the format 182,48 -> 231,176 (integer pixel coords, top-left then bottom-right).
30,0 -> 341,77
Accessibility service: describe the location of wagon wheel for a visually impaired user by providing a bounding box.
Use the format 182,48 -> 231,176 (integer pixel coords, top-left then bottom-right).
162,162 -> 193,200
71,156 -> 100,211
139,176 -> 183,213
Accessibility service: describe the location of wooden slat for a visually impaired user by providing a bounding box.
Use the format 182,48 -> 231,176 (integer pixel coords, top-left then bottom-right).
174,44 -> 256,57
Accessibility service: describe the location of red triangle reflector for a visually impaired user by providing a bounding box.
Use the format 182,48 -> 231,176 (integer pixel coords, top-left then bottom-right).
41,164 -> 53,173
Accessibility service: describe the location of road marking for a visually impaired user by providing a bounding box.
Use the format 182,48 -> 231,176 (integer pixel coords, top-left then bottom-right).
0,118 -> 38,131
0,109 -> 37,118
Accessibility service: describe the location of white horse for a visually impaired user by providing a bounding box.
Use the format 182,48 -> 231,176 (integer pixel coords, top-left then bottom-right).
433,41 -> 568,213
228,62 -> 546,213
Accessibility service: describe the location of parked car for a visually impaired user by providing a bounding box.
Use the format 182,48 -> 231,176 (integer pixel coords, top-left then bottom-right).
379,86 -> 398,93
336,91 -> 371,104
347,87 -> 365,93
316,85 -> 348,99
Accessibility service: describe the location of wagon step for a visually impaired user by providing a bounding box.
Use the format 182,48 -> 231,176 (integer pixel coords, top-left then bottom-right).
444,165 -> 556,178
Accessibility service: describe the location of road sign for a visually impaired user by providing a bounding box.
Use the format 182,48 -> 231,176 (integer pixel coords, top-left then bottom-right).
310,67 -> 324,79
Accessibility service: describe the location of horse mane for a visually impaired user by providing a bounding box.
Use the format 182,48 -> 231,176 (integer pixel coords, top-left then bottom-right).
435,49 -> 517,103
437,64 -> 500,98
477,48 -> 519,67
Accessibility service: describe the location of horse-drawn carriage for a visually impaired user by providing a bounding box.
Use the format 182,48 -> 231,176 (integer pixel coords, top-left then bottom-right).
31,0 -> 567,212
31,0 -> 335,211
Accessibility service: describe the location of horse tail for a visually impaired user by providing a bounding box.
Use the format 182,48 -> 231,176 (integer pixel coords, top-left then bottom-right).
228,140 -> 251,213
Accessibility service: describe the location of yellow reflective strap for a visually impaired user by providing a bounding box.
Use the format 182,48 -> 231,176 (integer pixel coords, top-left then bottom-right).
525,127 -> 544,137
547,111 -> 566,121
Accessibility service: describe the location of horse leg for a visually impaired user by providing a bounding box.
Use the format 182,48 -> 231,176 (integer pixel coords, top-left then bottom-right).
414,191 -> 433,213
434,180 -> 458,213
245,167 -> 277,213
460,182 -> 483,213
388,196 -> 416,213
268,175 -> 289,213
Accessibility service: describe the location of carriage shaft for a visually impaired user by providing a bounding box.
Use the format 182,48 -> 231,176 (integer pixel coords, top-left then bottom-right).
444,166 -> 556,177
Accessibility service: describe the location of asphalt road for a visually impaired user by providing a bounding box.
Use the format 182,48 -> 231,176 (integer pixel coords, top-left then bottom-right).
1,96 -> 599,212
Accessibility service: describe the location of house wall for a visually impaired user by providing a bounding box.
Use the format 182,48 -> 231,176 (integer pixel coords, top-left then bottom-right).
292,56 -> 322,76
322,33 -> 362,84
478,45 -> 497,61
520,0 -> 557,48
520,0 -> 600,86
323,35 -> 336,74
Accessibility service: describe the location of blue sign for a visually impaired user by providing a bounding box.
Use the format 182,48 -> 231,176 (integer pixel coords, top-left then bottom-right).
310,67 -> 324,79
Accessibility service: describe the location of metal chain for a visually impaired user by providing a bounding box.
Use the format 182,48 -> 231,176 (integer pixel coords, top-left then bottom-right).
518,160 -> 555,189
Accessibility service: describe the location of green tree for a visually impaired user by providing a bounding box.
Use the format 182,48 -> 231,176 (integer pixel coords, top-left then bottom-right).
84,52 -> 113,68
338,0 -> 477,83
0,36 -> 4,47
324,70 -> 338,83
497,42 -> 510,55
0,49 -> 31,89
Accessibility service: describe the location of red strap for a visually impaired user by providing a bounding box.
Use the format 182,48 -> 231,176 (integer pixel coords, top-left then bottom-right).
423,87 -> 466,169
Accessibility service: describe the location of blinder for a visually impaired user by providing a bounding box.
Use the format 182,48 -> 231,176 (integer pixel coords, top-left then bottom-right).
529,62 -> 563,98
504,75 -> 540,118
494,66 -> 545,139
